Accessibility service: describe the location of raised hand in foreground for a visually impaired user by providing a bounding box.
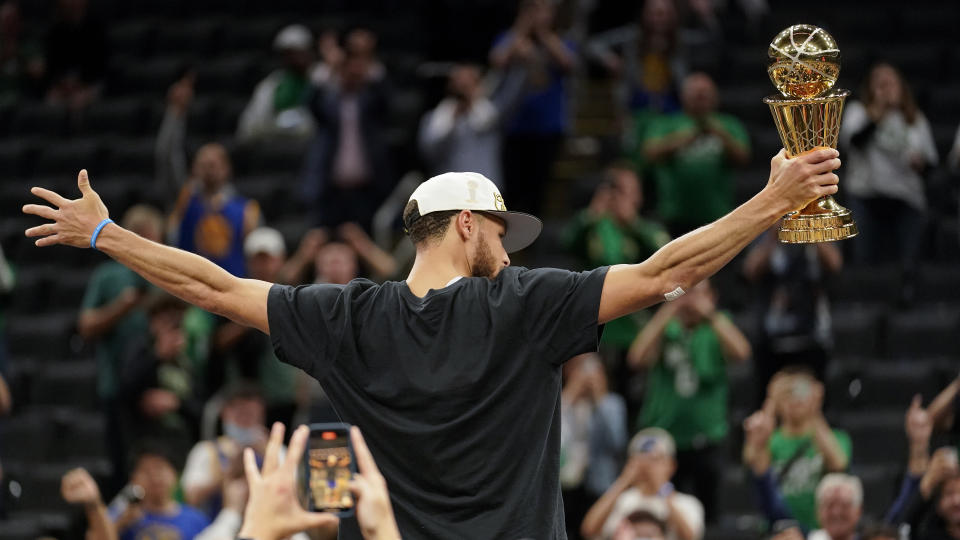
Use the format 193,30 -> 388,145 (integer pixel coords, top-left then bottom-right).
237,423 -> 401,540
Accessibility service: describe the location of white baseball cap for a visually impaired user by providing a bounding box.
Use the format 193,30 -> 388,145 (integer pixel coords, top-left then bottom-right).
273,24 -> 313,52
244,227 -> 287,257
406,172 -> 543,253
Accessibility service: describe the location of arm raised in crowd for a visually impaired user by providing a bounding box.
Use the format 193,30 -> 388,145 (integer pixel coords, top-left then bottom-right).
61,468 -> 117,540
23,171 -> 272,333
598,148 -> 841,324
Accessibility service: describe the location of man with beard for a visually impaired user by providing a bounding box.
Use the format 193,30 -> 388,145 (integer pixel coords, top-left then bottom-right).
23,147 -> 840,538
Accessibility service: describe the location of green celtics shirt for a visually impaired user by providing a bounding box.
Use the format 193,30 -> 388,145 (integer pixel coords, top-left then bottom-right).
643,112 -> 749,227
562,210 -> 671,349
769,428 -> 853,531
81,262 -> 150,400
638,316 -> 730,450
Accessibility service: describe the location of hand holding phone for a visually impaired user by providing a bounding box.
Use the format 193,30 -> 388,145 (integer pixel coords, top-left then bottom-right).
305,423 -> 357,517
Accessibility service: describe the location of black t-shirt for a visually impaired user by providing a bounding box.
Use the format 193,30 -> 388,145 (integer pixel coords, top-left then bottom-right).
268,265 -> 608,540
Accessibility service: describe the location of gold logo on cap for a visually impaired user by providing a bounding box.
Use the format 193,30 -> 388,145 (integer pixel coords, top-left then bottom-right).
493,193 -> 507,211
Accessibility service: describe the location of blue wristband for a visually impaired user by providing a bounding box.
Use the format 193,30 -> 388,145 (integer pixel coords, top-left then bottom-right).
90,218 -> 114,250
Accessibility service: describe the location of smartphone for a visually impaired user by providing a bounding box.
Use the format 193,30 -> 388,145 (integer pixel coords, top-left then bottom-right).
304,423 -> 356,517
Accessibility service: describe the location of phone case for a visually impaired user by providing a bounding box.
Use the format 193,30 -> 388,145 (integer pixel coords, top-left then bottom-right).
304,422 -> 357,518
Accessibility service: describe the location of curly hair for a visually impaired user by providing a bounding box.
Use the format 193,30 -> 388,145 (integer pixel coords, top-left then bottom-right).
403,200 -> 459,246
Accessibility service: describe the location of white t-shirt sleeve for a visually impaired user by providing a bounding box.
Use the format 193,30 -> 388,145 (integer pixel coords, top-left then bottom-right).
671,492 -> 706,540
181,441 -> 218,492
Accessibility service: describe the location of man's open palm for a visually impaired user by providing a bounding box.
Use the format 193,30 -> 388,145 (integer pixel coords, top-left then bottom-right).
23,169 -> 109,248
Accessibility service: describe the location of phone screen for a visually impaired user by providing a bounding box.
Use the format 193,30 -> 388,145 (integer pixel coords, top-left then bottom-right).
307,427 -> 355,513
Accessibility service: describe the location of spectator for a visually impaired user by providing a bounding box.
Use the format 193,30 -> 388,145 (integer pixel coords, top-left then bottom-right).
743,226 -> 843,397
612,509 -> 667,540
586,0 -> 686,126
155,71 -> 196,198
301,47 -> 394,231
311,28 -> 385,87
899,447 -> 960,540
642,72 -> 750,237
78,205 -> 165,490
561,353 -> 629,539
627,279 -> 750,523
236,24 -> 317,144
581,428 -> 704,540
167,140 -> 261,277
181,384 -> 268,518
0,1 -> 45,105
43,0 -> 106,110
418,62 -> 526,186
926,374 -> 960,438
62,443 -> 211,540
840,63 -> 938,275
489,0 -> 576,216
119,294 -> 202,459
157,74 -> 261,277
563,165 -> 671,360
206,229 -> 308,421
809,474 -> 863,540
743,370 -> 852,532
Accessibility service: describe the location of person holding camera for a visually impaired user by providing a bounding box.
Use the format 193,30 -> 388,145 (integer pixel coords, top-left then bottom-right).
743,369 -> 852,533
641,72 -> 750,238
581,428 -> 703,540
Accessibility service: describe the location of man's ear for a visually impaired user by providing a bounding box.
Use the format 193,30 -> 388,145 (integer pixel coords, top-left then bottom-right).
456,210 -> 474,240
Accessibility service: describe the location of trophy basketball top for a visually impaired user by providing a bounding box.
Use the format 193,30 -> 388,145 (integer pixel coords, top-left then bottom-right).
767,24 -> 841,100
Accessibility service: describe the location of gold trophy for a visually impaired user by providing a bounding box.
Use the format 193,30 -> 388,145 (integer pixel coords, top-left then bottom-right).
765,24 -> 857,243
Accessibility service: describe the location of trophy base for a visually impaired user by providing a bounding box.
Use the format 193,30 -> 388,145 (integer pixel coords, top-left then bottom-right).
778,196 -> 858,244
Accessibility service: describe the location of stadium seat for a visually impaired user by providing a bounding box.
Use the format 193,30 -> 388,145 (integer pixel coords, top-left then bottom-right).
834,411 -> 905,467
5,312 -> 77,361
195,54 -> 262,95
885,308 -> 960,358
32,360 -> 98,409
10,104 -> 69,138
826,360 -> 944,414
80,98 -> 148,137
104,139 -> 157,176
32,141 -> 105,178
153,20 -> 223,57
106,19 -> 156,59
830,304 -> 883,357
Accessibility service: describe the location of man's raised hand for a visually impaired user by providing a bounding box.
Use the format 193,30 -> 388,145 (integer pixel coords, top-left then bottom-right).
23,169 -> 110,248
766,148 -> 842,213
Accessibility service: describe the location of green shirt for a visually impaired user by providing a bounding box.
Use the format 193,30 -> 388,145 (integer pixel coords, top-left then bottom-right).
769,428 -> 853,531
562,210 -> 670,349
81,262 -> 149,400
638,316 -> 730,450
644,112 -> 749,226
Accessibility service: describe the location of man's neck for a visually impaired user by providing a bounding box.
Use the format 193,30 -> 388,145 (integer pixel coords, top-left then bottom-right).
406,249 -> 470,298
946,521 -> 960,539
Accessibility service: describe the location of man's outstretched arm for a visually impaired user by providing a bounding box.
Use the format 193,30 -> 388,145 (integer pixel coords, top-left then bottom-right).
598,148 -> 841,324
23,170 -> 271,333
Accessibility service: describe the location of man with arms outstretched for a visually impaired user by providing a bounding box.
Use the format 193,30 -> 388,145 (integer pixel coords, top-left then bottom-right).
23,149 -> 841,539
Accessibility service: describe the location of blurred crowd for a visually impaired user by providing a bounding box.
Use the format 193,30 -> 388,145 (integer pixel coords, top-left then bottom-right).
1,0 -> 960,539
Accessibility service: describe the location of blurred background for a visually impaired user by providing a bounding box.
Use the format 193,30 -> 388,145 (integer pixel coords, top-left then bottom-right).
0,0 -> 959,539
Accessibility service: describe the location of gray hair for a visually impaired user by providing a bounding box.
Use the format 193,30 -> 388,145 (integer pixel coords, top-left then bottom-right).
816,473 -> 863,508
